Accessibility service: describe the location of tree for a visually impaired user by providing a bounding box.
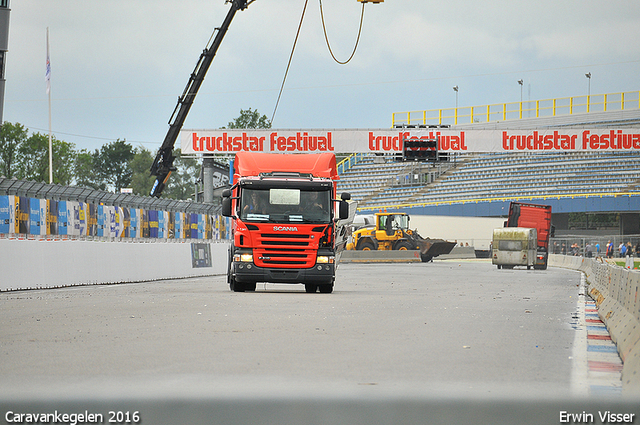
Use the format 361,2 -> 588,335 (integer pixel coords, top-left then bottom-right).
226,108 -> 272,129
0,122 -> 28,178
163,149 -> 199,200
14,132 -> 76,185
74,149 -> 102,190
129,147 -> 156,196
93,139 -> 135,192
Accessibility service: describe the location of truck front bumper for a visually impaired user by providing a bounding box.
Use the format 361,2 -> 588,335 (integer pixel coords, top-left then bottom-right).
232,262 -> 335,285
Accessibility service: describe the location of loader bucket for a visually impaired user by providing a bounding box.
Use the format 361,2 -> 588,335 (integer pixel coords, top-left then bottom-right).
417,238 -> 456,257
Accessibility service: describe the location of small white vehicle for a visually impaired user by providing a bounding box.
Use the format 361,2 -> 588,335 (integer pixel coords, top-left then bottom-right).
492,227 -> 537,269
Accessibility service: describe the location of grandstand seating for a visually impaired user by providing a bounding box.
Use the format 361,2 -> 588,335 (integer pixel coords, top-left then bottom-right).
337,151 -> 640,207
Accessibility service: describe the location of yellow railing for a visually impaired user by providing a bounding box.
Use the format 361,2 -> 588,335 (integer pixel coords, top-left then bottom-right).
357,191 -> 640,212
391,91 -> 640,127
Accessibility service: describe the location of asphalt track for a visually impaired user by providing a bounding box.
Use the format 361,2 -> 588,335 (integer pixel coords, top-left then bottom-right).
0,259 -> 585,396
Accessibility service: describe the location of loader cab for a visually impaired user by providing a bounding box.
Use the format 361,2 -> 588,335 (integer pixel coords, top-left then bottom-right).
375,213 -> 409,240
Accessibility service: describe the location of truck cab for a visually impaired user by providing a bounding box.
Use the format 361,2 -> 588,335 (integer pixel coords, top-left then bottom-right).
221,152 -> 351,293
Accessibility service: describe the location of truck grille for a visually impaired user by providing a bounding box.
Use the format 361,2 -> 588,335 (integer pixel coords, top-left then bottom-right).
254,233 -> 315,267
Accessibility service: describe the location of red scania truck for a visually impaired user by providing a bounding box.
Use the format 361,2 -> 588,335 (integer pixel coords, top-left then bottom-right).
221,152 -> 351,293
504,202 -> 554,270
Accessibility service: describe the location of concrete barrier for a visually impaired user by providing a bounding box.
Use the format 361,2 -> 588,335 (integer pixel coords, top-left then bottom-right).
549,254 -> 640,393
0,239 -> 229,291
341,250 -> 422,263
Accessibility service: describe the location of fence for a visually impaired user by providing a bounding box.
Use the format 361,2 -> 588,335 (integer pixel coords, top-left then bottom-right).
0,178 -> 231,241
550,235 -> 640,259
392,91 -> 640,126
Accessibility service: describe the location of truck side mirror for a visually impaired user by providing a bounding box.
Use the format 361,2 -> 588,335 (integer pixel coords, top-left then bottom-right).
341,192 -> 351,201
339,200 -> 349,220
221,189 -> 232,198
221,197 -> 232,217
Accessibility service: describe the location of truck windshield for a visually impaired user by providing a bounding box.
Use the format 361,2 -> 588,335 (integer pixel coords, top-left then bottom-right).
240,188 -> 331,224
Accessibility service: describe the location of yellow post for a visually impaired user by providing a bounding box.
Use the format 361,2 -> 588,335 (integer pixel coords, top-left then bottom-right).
503,104 -> 506,121
621,92 -> 625,110
604,94 -> 607,112
423,110 -> 426,125
570,97 -> 573,115
553,99 -> 556,116
536,100 -> 539,118
486,105 -> 490,123
439,109 -> 442,125
519,101 -> 522,119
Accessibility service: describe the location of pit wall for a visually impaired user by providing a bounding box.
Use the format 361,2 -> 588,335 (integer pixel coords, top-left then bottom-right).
0,238 -> 229,292
549,254 -> 640,393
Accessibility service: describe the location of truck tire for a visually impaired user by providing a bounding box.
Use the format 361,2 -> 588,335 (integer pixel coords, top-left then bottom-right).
319,284 -> 334,293
305,284 -> 318,293
231,280 -> 245,292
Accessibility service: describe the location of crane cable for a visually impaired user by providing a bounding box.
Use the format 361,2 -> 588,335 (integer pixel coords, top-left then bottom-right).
319,0 -> 366,65
271,0 -> 310,124
271,0 -> 366,124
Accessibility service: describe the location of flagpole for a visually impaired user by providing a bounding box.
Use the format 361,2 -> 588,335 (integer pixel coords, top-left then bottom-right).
46,27 -> 53,184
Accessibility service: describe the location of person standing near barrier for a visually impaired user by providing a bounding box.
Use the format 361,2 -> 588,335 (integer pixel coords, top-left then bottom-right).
606,240 -> 614,258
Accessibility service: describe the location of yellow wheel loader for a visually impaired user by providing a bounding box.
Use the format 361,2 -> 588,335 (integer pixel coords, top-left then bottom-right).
346,212 -> 455,262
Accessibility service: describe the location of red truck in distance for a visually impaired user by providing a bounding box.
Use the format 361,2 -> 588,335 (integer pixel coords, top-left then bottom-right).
221,152 -> 351,293
504,202 -> 554,270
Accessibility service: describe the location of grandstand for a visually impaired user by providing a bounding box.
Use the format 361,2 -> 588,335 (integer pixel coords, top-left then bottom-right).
337,151 -> 640,208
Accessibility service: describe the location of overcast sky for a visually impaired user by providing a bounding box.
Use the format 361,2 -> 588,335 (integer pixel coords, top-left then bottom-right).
3,0 -> 640,152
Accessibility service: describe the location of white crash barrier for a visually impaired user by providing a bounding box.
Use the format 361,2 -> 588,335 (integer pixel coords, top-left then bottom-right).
549,254 -> 640,393
0,239 -> 229,291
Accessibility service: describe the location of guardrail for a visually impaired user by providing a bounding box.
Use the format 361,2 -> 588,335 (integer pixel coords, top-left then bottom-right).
549,254 -> 640,393
392,91 -> 640,127
0,178 -> 230,241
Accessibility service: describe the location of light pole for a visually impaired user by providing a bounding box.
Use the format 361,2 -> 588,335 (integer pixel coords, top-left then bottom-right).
453,85 -> 458,108
517,79 -> 523,102
585,72 -> 591,112
518,79 -> 524,119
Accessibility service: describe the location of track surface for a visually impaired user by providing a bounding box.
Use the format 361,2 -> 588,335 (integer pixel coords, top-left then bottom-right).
0,260 -> 586,397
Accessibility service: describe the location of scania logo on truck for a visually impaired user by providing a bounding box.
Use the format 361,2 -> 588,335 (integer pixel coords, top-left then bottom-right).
274,226 -> 298,232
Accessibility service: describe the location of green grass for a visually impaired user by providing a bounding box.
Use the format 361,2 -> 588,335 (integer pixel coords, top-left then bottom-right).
614,260 -> 640,269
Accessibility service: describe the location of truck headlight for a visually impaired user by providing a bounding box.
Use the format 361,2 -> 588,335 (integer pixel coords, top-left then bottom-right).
234,253 -> 253,262
316,256 -> 334,264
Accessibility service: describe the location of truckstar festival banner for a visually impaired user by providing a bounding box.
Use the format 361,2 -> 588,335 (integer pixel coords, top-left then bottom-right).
181,128 -> 640,154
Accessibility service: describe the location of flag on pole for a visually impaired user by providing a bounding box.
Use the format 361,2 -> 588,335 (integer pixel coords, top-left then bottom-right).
45,28 -> 51,94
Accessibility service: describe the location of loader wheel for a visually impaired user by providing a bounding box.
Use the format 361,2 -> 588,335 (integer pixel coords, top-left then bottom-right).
357,239 -> 376,251
394,241 -> 413,251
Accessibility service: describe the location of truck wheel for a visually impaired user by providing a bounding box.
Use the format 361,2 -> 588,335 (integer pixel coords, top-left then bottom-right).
357,239 -> 376,251
231,280 -> 245,292
305,284 -> 318,293
319,284 -> 333,293
394,241 -> 413,251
